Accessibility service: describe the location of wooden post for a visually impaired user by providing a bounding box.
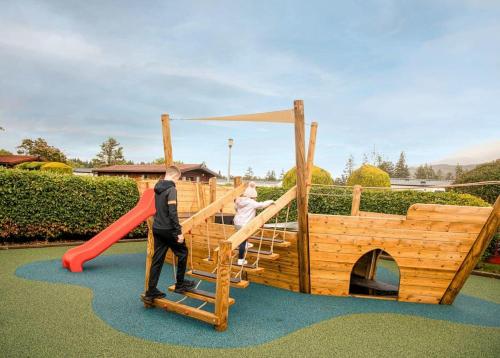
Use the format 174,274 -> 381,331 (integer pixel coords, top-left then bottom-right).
209,177 -> 217,204
161,114 -> 173,167
351,185 -> 362,216
233,176 -> 242,188
441,196 -> 500,304
294,99 -> 310,293
209,177 -> 217,223
306,121 -> 318,193
214,241 -> 232,331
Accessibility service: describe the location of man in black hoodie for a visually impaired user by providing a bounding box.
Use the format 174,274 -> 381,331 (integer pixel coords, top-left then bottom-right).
143,166 -> 195,302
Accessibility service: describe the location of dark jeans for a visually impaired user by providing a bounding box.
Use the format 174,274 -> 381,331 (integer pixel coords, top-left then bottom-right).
147,228 -> 188,294
235,225 -> 247,259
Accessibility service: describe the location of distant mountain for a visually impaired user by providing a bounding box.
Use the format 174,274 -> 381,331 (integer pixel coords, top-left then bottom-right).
408,163 -> 478,178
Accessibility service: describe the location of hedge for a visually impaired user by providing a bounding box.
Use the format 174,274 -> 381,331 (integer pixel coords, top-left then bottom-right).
0,169 -> 145,242
347,164 -> 391,187
15,161 -> 46,170
282,166 -> 333,189
40,162 -> 73,174
451,159 -> 500,204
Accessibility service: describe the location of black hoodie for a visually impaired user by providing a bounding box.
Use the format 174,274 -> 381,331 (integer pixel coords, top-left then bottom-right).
152,180 -> 182,235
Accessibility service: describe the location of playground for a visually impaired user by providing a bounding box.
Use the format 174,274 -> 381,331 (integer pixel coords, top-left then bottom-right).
2,243 -> 499,356
2,100 -> 500,356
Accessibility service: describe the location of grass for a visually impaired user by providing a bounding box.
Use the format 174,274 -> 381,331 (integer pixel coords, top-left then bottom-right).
476,262 -> 500,274
1,242 -> 500,357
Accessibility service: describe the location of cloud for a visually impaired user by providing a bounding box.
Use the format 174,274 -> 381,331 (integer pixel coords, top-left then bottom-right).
435,140 -> 500,165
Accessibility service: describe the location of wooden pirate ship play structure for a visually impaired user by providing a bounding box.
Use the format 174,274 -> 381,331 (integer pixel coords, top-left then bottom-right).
136,100 -> 500,331
64,100 -> 500,332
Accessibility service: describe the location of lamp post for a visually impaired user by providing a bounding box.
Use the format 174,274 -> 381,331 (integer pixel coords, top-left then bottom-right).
227,138 -> 234,183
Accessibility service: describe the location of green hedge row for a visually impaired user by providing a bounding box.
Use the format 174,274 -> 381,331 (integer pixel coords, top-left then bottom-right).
0,169 -> 146,242
257,186 -> 489,221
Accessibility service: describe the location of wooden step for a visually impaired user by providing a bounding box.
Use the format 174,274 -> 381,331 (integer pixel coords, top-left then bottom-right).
140,295 -> 219,325
167,285 -> 235,305
248,235 -> 291,248
245,248 -> 280,260
230,262 -> 265,273
187,270 -> 249,289
350,276 -> 399,293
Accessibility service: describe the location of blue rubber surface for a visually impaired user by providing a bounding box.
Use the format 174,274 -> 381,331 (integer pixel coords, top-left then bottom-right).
16,253 -> 500,348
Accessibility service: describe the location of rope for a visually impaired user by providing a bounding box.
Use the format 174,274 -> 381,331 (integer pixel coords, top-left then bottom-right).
308,192 -> 352,198
282,203 -> 291,243
269,215 -> 279,254
253,225 -> 265,268
309,180 -> 500,190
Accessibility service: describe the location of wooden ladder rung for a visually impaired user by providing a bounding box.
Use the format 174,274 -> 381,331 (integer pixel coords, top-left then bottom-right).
248,236 -> 291,248
187,270 -> 250,288
246,248 -> 280,260
231,262 -> 265,273
140,294 -> 219,325
167,285 -> 236,306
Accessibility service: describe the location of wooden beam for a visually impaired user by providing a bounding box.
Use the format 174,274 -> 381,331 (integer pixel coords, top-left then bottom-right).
209,177 -> 217,204
233,176 -> 242,187
226,186 -> 297,250
181,183 -> 246,234
149,297 -> 219,325
351,185 -> 362,216
209,177 -> 217,223
215,241 -> 232,331
161,114 -> 173,167
306,121 -> 318,193
440,196 -> 500,304
294,99 -> 310,293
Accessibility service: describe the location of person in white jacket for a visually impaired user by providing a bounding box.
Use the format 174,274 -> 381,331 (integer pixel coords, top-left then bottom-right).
233,182 -> 274,265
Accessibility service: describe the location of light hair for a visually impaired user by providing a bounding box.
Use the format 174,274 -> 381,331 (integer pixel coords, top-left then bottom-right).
164,165 -> 181,180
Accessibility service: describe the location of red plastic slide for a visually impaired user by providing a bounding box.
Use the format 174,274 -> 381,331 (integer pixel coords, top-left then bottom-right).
62,189 -> 156,272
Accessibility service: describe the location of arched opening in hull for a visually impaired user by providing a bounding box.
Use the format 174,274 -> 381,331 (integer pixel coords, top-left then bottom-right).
349,249 -> 400,299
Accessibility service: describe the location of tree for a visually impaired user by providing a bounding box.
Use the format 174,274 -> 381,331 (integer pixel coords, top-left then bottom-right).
0,149 -> 12,155
414,163 -> 437,179
452,159 -> 500,204
67,158 -> 93,168
340,155 -> 355,184
393,151 -> 410,178
436,169 -> 443,180
347,164 -> 391,187
279,169 -> 286,180
93,137 -> 126,167
455,164 -> 465,180
16,138 -> 67,162
377,160 -> 395,177
362,153 -> 369,165
445,172 -> 453,180
282,166 -> 334,189
151,157 -> 184,165
244,167 -> 254,180
265,170 -> 277,181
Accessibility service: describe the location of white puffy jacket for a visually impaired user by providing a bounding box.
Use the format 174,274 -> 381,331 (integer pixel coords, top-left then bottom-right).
233,197 -> 274,226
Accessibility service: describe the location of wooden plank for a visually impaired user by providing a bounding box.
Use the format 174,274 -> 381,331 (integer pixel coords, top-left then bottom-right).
142,295 -> 219,325
294,99 -> 310,294
441,197 -> 499,304
187,270 -> 249,288
350,276 -> 398,292
214,241 -> 232,331
167,285 -> 235,305
306,121 -> 318,192
161,114 -> 173,167
407,204 -> 491,224
359,211 -> 406,220
309,213 -> 485,234
351,185 -> 362,216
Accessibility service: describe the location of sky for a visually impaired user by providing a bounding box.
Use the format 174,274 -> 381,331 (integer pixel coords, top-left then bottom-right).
0,0 -> 499,177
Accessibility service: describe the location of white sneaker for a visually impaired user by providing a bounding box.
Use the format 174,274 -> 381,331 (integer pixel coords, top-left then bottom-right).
246,243 -> 254,249
237,259 -> 248,266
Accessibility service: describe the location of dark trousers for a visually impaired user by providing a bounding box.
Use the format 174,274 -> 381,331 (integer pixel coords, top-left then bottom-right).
147,228 -> 188,294
238,241 -> 247,259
